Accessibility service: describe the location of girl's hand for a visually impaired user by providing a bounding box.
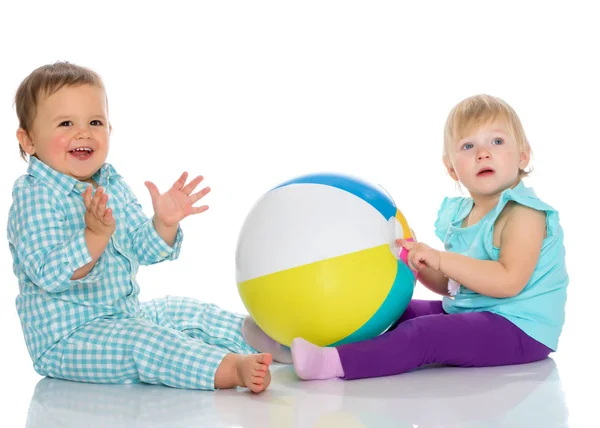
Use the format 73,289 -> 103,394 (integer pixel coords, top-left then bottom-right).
397,239 -> 441,272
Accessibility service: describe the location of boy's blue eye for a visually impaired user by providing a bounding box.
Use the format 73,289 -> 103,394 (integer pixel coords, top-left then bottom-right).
462,143 -> 474,150
493,138 -> 503,145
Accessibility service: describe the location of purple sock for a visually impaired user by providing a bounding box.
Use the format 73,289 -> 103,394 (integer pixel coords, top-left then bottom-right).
291,338 -> 345,380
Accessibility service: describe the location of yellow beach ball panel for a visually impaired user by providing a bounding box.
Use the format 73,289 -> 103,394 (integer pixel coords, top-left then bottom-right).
238,244 -> 397,347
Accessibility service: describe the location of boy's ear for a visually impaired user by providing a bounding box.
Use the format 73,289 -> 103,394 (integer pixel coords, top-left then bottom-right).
443,155 -> 459,181
17,129 -> 35,155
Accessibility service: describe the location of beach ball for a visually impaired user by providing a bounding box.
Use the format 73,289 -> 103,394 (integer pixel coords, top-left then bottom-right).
235,173 -> 416,347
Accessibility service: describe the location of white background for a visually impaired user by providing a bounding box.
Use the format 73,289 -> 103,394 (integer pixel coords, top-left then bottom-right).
0,1 -> 598,426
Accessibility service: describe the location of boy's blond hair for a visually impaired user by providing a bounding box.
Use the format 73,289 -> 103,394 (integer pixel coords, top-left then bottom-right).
14,61 -> 106,160
443,94 -> 532,178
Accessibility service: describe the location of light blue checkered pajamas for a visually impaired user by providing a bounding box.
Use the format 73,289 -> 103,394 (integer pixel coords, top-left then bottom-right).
7,157 -> 256,390
35,297 -> 255,390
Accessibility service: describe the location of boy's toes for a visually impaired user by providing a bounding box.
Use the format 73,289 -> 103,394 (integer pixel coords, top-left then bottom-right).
257,353 -> 273,365
248,383 -> 264,393
252,368 -> 266,378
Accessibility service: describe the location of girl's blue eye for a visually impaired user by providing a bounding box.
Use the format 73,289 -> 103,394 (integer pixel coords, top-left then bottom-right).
493,138 -> 503,145
462,143 -> 474,150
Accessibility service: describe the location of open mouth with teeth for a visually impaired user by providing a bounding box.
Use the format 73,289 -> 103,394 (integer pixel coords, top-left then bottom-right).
69,147 -> 94,160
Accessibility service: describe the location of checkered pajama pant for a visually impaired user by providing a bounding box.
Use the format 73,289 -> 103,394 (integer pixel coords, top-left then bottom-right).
34,297 -> 257,390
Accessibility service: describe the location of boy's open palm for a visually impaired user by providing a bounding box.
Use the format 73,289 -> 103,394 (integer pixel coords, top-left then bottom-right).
144,172 -> 210,228
83,186 -> 116,237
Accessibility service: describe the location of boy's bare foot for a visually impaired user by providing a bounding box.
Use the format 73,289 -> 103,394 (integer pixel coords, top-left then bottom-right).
215,353 -> 273,393
237,353 -> 273,393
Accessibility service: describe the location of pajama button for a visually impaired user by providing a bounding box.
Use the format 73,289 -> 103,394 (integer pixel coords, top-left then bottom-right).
76,183 -> 85,190
131,274 -> 135,281
159,251 -> 168,258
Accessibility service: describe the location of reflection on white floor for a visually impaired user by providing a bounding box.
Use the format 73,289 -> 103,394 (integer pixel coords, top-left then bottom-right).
26,357 -> 569,427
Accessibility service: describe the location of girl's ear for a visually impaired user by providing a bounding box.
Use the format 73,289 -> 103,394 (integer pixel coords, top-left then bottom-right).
17,129 -> 35,155
519,148 -> 531,170
443,155 -> 459,181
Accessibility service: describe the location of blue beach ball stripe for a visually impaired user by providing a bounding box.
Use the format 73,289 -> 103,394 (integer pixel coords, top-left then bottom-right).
273,173 -> 397,220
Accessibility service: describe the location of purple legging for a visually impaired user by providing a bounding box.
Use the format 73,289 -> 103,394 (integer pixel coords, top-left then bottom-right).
337,299 -> 552,380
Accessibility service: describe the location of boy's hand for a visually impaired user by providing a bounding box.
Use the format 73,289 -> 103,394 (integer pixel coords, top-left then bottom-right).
83,186 -> 116,237
397,239 -> 441,272
144,172 -> 210,228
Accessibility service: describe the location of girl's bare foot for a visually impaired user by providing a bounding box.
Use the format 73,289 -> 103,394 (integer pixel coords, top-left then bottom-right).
214,353 -> 273,393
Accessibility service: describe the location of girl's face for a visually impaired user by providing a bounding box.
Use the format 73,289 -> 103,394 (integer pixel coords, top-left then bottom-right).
18,84 -> 111,183
445,119 -> 529,199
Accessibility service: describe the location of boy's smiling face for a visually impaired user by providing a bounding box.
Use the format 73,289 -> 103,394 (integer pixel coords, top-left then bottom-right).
18,84 -> 111,183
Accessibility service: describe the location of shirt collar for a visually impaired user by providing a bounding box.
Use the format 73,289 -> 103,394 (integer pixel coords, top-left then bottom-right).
505,179 -> 535,198
27,156 -> 121,195
451,180 -> 531,231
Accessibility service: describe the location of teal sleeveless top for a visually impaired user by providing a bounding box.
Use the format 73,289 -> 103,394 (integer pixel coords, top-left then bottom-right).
435,181 -> 569,350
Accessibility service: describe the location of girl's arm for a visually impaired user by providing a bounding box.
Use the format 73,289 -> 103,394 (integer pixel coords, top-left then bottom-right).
416,267 -> 450,296
439,204 -> 546,298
